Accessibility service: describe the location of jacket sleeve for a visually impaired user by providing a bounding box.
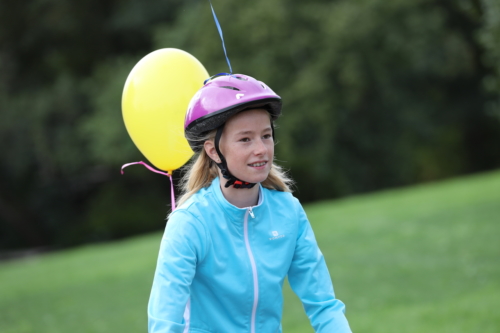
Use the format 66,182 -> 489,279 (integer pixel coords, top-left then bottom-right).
148,209 -> 208,333
287,199 -> 352,333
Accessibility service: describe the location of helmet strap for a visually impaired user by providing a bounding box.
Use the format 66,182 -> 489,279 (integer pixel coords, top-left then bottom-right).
214,125 -> 257,189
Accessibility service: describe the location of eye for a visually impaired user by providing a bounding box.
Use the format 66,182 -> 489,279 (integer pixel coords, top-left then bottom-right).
239,137 -> 250,142
263,134 -> 272,139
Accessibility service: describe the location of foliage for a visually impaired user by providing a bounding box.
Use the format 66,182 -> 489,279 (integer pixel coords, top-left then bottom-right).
156,0 -> 500,199
0,0 -> 500,248
0,0 -> 186,249
1,170 -> 499,332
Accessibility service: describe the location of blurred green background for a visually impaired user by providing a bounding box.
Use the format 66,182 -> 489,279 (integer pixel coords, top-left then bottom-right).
0,0 -> 499,331
1,0 -> 500,249
1,170 -> 499,332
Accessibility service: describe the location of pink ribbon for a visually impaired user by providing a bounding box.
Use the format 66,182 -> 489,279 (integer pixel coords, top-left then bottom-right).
121,161 -> 176,211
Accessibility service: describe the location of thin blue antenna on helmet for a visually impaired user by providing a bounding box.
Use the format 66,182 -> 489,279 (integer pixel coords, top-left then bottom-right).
208,0 -> 232,74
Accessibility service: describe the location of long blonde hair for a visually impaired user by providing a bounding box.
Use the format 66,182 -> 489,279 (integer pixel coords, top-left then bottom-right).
177,129 -> 294,208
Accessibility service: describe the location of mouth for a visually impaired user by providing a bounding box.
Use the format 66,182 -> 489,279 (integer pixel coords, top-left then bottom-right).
248,161 -> 267,167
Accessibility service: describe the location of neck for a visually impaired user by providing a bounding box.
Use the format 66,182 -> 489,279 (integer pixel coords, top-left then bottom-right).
219,177 -> 260,208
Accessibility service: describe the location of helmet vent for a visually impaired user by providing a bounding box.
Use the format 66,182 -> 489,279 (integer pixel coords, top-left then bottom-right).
220,86 -> 240,91
234,76 -> 248,81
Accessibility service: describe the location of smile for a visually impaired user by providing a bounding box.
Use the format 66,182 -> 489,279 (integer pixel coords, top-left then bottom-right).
248,161 -> 267,167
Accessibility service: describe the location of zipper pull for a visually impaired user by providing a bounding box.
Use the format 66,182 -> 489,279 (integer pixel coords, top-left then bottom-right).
248,207 -> 255,219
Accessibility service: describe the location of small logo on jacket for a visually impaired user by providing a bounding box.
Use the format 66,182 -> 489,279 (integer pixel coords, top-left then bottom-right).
269,230 -> 285,240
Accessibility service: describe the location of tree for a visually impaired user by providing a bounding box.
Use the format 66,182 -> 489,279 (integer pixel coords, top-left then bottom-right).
0,0 -> 499,249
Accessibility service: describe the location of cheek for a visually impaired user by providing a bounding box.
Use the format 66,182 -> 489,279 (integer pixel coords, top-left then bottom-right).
223,143 -> 244,163
267,142 -> 275,157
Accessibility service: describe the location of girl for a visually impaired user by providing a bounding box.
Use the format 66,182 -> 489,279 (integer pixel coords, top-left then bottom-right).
148,74 -> 352,333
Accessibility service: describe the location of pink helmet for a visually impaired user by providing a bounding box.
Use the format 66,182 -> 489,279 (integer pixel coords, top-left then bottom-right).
184,73 -> 282,151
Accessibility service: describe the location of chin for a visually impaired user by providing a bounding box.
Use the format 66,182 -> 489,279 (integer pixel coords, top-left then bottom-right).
245,171 -> 271,184
252,176 -> 268,184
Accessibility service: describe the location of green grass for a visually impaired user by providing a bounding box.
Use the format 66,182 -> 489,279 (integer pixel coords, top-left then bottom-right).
1,170 -> 500,332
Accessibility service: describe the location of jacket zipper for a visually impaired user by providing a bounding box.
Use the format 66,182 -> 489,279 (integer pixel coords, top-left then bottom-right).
244,207 -> 258,333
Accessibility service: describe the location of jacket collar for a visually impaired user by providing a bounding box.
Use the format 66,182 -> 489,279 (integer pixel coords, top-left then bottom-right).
210,177 -> 264,221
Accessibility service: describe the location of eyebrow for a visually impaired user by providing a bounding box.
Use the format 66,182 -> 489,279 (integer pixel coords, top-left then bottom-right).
235,127 -> 272,136
236,130 -> 253,135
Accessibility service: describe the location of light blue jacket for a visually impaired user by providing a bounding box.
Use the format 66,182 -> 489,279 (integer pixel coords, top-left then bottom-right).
148,177 -> 351,333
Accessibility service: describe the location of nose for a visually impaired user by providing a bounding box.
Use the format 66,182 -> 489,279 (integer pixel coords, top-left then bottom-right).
253,138 -> 268,156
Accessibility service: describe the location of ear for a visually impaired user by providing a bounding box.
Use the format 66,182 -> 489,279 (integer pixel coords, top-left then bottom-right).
204,139 -> 220,163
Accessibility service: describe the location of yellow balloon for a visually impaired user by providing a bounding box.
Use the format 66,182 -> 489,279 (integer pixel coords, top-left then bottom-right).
122,48 -> 208,173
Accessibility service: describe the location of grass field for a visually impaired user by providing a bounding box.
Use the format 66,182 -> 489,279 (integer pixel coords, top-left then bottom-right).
1,170 -> 499,332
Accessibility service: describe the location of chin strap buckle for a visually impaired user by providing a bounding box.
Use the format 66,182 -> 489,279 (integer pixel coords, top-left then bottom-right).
231,180 -> 255,189
222,175 -> 256,189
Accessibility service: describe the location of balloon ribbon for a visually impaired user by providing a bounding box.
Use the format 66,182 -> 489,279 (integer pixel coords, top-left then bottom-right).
208,0 -> 232,74
121,161 -> 176,211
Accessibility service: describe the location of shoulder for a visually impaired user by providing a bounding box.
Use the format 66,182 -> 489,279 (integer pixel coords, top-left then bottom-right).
170,184 -> 217,224
164,187 -> 215,252
263,186 -> 293,200
263,187 -> 301,208
262,188 -> 305,223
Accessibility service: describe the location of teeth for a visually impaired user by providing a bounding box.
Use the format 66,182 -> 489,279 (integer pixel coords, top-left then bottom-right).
250,162 -> 266,167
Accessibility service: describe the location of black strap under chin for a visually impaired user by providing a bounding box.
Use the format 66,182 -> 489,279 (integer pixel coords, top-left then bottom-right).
214,125 -> 256,189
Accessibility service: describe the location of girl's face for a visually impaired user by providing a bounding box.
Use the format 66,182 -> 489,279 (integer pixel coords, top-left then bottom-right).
218,108 -> 274,184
